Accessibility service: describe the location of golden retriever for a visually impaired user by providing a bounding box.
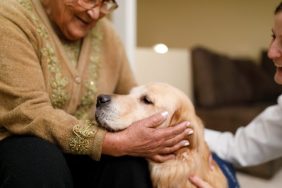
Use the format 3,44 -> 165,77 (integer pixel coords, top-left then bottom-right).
95,82 -> 227,188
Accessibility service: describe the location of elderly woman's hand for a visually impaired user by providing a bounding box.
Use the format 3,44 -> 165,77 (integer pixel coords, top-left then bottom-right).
102,112 -> 193,162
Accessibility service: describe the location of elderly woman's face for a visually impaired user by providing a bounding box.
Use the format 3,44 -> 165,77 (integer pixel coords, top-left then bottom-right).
44,0 -> 105,41
268,11 -> 282,85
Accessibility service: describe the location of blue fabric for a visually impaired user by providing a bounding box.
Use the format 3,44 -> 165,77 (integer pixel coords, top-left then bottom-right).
212,153 -> 240,188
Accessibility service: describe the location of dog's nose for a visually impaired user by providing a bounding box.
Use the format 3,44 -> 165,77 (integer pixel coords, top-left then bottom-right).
96,95 -> 111,107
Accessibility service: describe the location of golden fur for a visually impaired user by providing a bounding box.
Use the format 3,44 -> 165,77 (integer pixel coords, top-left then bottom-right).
95,82 -> 227,188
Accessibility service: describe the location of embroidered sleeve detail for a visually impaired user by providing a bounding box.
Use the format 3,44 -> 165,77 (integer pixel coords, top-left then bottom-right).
69,120 -> 105,160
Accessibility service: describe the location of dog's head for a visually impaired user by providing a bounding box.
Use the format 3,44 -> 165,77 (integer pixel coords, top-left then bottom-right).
95,82 -> 205,149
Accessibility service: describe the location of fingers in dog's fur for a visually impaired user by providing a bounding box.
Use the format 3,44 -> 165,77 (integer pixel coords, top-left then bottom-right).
159,121 -> 191,140
159,141 -> 190,156
163,128 -> 193,148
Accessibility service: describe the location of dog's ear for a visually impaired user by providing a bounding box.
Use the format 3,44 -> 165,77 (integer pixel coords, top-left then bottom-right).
170,106 -> 204,150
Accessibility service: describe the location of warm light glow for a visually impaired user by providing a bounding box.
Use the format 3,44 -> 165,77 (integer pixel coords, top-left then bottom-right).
153,43 -> 168,54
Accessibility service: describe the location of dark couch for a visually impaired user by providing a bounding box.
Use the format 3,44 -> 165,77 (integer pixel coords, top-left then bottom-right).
191,46 -> 282,179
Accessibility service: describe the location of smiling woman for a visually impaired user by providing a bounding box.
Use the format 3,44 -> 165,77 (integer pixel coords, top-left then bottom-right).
40,0 -> 118,40
0,0 -> 194,187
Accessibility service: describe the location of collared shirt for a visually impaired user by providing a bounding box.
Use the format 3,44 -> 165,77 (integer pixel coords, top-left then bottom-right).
205,94 -> 282,167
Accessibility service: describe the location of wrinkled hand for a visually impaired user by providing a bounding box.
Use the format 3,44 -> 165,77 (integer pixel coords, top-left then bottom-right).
189,176 -> 214,188
102,112 -> 193,162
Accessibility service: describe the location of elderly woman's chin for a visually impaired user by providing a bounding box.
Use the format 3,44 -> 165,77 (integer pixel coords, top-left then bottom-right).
64,30 -> 86,41
63,25 -> 92,41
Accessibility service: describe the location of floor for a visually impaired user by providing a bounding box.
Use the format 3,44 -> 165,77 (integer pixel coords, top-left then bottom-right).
238,167 -> 282,188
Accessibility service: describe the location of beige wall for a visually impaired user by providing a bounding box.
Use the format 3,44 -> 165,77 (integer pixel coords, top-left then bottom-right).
137,0 -> 280,60
135,48 -> 193,99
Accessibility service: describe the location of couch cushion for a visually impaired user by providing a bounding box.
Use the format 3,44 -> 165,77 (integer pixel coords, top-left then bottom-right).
234,58 -> 277,102
192,46 -> 279,107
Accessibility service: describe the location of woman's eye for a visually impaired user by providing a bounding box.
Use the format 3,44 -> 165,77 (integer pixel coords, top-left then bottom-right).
141,95 -> 154,105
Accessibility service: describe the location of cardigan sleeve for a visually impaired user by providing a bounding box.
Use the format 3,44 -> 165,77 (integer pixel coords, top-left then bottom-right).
0,12 -> 105,160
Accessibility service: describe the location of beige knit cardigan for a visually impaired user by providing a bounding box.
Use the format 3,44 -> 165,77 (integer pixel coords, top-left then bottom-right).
0,0 -> 137,160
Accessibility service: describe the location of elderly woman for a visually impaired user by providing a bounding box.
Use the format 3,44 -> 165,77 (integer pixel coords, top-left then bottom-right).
0,0 -> 192,187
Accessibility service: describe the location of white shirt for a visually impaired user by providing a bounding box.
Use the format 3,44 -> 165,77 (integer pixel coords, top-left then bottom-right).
205,94 -> 282,167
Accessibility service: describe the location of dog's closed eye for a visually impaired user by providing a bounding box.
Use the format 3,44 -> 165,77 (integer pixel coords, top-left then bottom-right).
140,95 -> 154,105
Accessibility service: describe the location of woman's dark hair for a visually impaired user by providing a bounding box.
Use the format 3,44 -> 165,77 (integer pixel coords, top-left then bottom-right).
275,2 -> 282,14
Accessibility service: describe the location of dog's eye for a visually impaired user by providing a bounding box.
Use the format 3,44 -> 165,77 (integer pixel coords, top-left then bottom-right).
141,95 -> 154,105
